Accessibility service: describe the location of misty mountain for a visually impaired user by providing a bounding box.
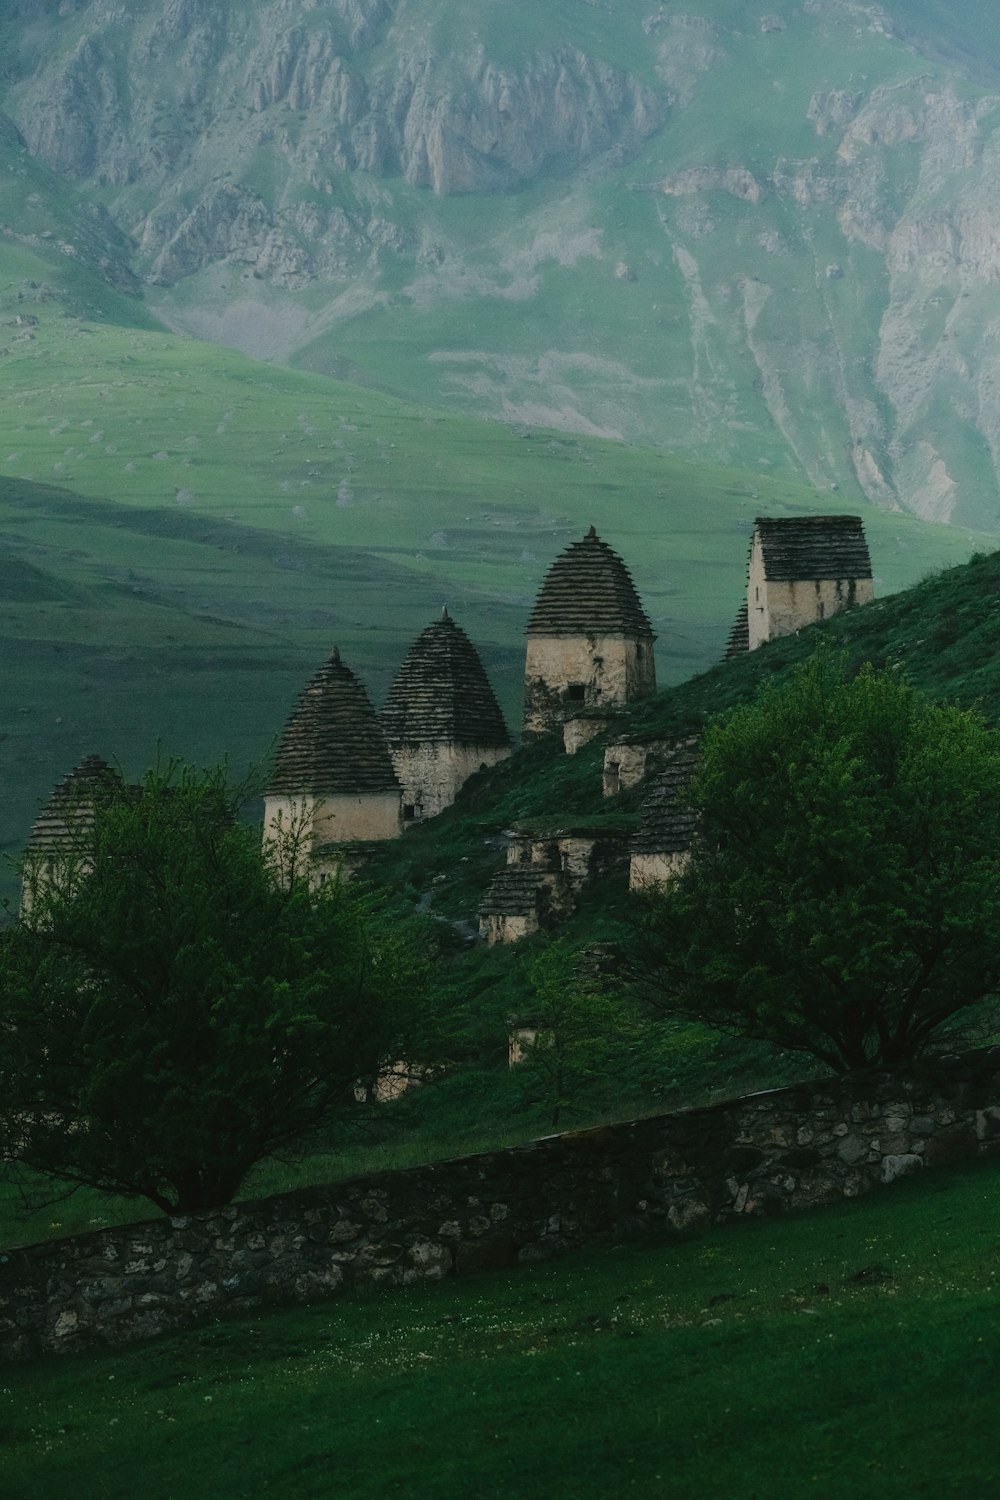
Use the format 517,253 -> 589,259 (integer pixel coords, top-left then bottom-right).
5,2 -> 1000,526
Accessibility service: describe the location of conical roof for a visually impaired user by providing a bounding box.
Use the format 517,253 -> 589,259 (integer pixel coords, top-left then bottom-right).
28,755 -> 123,854
527,527 -> 655,638
268,650 -> 400,796
382,610 -> 511,749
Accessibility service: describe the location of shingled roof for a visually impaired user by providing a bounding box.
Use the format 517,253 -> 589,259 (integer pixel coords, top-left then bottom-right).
382,611 -> 511,749
479,865 -> 549,919
268,649 -> 400,797
724,601 -> 749,659
527,527 -> 655,638
28,755 -> 123,855
632,743 -> 700,857
754,516 -> 872,581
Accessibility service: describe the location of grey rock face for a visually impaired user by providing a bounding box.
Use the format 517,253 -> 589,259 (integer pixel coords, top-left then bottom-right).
5,1 -> 664,289
9,2 -> 1000,524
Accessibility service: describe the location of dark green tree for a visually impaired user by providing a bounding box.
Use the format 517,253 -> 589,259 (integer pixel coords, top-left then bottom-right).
514,938 -> 657,1127
641,656 -> 1000,1071
0,762 -> 428,1214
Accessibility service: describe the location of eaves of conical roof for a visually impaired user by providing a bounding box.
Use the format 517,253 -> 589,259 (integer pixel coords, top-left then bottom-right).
479,866 -> 549,918
526,527 -> 655,639
28,755 -> 123,854
267,650 -> 400,796
382,610 -> 511,749
724,601 -> 749,659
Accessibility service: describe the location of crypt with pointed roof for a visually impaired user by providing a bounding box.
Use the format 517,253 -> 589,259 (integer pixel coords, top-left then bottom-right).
522,526 -> 656,740
21,754 -> 124,914
263,648 -> 402,882
382,609 -> 512,821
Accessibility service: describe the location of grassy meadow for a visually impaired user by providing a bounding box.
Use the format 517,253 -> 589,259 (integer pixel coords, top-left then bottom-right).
3,1152 -> 1000,1499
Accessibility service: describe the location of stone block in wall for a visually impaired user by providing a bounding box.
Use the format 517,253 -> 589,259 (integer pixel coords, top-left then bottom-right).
741,1178 -> 790,1216
836,1134 -> 870,1165
564,716 -> 615,755
880,1154 -> 924,1184
977,1106 -> 1000,1143
666,1197 -> 712,1231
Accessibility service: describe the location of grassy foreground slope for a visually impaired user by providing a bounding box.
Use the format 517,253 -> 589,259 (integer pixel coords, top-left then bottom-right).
4,1153 -> 1000,1499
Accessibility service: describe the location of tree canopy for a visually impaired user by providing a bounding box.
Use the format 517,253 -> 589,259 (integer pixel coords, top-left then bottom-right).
0,762 -> 429,1214
641,655 -> 1000,1071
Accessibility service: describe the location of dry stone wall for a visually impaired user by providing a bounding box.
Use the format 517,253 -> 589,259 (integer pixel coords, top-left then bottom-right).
5,1048 -> 1000,1362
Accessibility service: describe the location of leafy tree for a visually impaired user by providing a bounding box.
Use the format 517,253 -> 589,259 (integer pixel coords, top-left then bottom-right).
640,655 -> 1000,1071
514,938 -> 656,1127
0,763 -> 429,1214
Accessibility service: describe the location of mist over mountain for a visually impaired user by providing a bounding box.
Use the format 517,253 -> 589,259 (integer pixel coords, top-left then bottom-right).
5,1 -> 1000,528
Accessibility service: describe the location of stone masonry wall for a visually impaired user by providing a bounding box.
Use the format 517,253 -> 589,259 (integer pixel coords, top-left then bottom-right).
389,741 -> 510,821
747,535 -> 875,649
263,791 -> 402,872
4,1049 -> 1000,1362
523,634 -> 655,738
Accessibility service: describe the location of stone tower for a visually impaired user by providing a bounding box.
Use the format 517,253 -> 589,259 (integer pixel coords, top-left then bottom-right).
726,515 -> 874,655
523,526 -> 656,739
21,754 -> 123,912
263,648 -> 402,881
381,609 -> 512,821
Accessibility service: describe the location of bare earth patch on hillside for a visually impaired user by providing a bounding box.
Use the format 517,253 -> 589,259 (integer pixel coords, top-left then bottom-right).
427,348 -> 668,439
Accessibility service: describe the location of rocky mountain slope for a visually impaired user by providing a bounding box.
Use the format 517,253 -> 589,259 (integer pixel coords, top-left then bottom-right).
6,2 -> 1000,527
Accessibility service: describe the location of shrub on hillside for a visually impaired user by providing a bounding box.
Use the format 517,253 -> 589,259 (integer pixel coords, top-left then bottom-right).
640,653 -> 1000,1071
0,762 -> 430,1215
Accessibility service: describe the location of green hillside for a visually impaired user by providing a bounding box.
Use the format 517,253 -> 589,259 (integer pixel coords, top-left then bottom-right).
6,2 -> 1000,519
5,535 -> 996,1253
2,0 -> 1000,910
1,272 -> 984,901
5,536 -> 1000,1500
364,541 -> 1000,928
0,117 -> 153,329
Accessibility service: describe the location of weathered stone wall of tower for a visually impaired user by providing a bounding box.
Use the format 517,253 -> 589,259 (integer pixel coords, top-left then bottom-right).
747,533 -> 875,650
19,852 -> 66,919
523,634 -> 655,738
629,849 -> 691,892
263,792 -> 401,880
389,742 -> 511,821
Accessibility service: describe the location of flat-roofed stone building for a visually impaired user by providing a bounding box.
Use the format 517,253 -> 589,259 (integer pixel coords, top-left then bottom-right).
523,527 -> 656,740
629,743 -> 700,892
479,822 -> 629,944
382,610 -> 512,822
264,648 -> 401,881
727,515 -> 874,655
478,837 -> 575,945
603,735 -> 679,798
